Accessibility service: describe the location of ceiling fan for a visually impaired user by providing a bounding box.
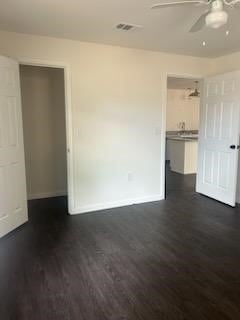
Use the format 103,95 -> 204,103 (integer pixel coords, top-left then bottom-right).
151,0 -> 240,32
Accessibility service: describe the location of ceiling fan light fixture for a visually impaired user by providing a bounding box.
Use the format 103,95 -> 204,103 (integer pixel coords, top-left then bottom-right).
151,0 -> 235,33
205,10 -> 228,28
189,81 -> 200,97
189,89 -> 200,97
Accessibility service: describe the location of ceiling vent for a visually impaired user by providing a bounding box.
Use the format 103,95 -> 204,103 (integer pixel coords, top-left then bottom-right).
116,23 -> 142,31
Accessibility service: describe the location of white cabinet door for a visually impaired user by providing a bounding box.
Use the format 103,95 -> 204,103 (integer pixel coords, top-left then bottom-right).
197,71 -> 240,206
0,56 -> 28,237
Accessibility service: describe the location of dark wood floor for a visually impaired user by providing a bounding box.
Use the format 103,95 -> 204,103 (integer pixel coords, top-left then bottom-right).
166,161 -> 197,195
1,169 -> 240,319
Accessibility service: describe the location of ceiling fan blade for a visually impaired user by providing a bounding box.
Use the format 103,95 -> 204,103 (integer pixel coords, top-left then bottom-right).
233,2 -> 240,8
189,11 -> 209,32
151,1 -> 206,9
225,0 -> 240,6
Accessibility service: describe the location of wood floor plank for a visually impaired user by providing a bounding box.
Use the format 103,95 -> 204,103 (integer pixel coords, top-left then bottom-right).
1,168 -> 240,319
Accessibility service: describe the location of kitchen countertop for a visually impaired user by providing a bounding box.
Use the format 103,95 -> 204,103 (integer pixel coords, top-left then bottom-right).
167,136 -> 198,142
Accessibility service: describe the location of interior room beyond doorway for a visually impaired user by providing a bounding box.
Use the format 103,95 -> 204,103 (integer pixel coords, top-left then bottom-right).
166,76 -> 201,195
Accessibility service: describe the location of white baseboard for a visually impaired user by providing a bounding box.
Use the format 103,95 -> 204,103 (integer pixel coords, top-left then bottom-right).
70,194 -> 164,215
28,191 -> 67,200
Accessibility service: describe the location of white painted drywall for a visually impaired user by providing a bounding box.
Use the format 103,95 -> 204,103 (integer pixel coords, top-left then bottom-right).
0,30 -> 214,214
213,52 -> 240,74
167,89 -> 200,131
20,65 -> 67,200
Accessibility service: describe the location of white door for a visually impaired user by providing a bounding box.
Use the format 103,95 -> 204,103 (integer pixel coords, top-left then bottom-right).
197,71 -> 240,206
0,56 -> 28,238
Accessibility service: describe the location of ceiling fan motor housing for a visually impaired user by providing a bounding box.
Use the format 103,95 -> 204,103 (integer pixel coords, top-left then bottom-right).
205,0 -> 228,28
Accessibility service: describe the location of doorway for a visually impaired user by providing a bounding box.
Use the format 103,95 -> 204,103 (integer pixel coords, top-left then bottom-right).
19,65 -> 68,207
165,76 -> 201,196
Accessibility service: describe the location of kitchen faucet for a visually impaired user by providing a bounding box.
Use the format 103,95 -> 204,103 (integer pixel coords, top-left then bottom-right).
179,122 -> 186,134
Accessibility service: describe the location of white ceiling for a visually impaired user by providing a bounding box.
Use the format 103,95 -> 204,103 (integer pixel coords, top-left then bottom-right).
168,77 -> 200,90
0,0 -> 240,58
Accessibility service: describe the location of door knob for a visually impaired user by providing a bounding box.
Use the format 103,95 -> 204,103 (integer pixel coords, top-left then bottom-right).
230,145 -> 236,149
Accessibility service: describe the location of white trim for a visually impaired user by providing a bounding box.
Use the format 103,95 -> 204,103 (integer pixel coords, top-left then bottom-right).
160,74 -> 167,199
162,72 -> 204,199
28,191 -> 67,200
17,57 -> 74,214
71,194 -> 164,215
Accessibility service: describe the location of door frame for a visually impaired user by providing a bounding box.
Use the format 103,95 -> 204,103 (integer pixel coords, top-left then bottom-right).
161,72 -> 204,199
18,58 -> 74,214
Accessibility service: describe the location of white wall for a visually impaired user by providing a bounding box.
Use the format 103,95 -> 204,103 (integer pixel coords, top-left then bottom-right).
0,30 -> 214,214
167,89 -> 200,131
213,52 -> 240,74
20,65 -> 67,200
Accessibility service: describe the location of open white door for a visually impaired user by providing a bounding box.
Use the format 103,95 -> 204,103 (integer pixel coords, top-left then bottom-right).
0,56 -> 28,238
197,71 -> 240,207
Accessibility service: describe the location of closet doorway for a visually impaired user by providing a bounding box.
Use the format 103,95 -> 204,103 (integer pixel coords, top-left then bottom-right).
20,64 -> 69,210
